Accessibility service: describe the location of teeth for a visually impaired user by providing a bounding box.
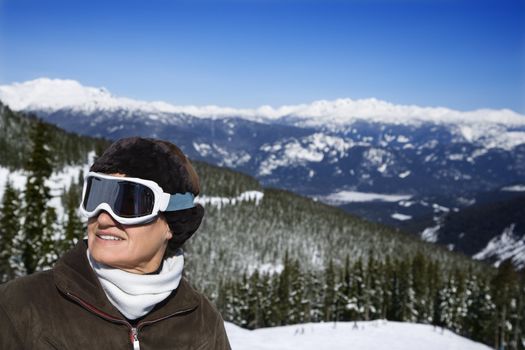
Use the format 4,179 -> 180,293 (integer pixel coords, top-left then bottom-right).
98,235 -> 123,241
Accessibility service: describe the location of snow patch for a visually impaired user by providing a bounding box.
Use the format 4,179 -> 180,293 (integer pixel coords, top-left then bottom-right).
248,263 -> 284,275
258,133 -> 353,176
432,203 -> 450,213
193,142 -> 213,157
196,191 -> 264,209
397,135 -> 410,143
319,191 -> 411,205
421,225 -> 440,243
225,320 -> 492,350
192,142 -> 251,167
458,124 -> 525,150
501,185 -> 525,192
0,154 -> 94,221
391,213 -> 412,221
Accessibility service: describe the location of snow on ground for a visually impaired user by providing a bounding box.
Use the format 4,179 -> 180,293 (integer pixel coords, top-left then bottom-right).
421,225 -> 440,243
502,185 -> 525,192
0,167 -> 26,197
319,191 -> 411,205
391,213 -> 412,221
225,320 -> 491,350
194,191 -> 264,209
0,162 -> 91,220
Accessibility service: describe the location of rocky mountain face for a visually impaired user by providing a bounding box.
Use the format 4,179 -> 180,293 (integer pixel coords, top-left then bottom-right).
1,78 -> 524,266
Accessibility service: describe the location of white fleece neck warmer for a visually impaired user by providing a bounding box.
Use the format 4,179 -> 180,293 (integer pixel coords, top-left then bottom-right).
87,250 -> 184,320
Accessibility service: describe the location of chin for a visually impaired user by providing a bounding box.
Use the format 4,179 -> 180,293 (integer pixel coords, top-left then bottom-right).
90,245 -> 122,266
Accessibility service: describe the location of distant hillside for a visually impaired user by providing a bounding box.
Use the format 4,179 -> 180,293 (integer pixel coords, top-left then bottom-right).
436,194 -> 524,268
0,101 -> 109,170
401,189 -> 525,268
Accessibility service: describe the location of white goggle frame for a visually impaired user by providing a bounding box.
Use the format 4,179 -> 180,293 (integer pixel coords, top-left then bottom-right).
79,172 -> 195,225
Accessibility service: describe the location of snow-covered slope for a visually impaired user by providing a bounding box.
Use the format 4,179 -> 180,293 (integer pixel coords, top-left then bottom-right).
473,224 -> 525,268
225,320 -> 491,350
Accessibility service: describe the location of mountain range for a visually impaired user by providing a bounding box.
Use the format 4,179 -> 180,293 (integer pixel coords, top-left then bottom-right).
1,78 -> 524,267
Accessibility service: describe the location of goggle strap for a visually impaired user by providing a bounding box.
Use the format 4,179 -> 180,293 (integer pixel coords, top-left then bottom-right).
166,192 -> 195,211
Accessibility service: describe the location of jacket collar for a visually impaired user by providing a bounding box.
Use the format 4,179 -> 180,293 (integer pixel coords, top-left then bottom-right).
53,240 -> 200,322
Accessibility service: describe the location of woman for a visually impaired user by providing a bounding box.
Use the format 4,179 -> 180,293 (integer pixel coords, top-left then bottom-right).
0,137 -> 231,349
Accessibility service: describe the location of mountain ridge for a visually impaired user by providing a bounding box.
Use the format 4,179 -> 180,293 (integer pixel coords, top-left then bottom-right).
2,78 -> 524,126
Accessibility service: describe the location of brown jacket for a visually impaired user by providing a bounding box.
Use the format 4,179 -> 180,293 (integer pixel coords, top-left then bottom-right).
0,241 -> 231,350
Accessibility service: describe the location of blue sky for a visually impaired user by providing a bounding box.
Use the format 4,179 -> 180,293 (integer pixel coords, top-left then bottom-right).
1,0 -> 524,112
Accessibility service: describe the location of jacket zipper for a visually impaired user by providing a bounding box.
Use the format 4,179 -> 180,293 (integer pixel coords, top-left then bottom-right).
131,327 -> 140,350
64,292 -> 196,350
65,292 -> 139,350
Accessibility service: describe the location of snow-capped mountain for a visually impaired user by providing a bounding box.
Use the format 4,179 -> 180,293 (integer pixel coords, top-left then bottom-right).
1,78 -> 525,266
2,78 -> 524,126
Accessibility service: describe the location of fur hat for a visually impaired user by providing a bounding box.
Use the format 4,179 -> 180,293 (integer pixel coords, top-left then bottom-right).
90,137 -> 204,255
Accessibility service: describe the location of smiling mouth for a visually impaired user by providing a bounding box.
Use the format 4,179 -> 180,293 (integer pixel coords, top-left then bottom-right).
96,234 -> 124,241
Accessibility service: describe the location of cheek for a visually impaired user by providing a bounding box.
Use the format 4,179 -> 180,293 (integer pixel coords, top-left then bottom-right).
128,226 -> 168,250
87,222 -> 96,239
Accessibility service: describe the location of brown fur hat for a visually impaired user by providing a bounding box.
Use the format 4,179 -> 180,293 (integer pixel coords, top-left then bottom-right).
90,137 -> 204,255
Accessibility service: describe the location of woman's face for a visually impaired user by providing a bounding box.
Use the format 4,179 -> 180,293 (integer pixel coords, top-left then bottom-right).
87,175 -> 173,274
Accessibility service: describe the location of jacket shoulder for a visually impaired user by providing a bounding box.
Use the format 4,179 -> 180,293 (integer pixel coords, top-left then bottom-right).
179,278 -> 221,318
0,270 -> 55,303
0,270 -> 57,348
181,280 -> 231,349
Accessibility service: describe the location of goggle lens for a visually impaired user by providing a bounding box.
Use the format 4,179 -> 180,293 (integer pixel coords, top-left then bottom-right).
83,177 -> 155,218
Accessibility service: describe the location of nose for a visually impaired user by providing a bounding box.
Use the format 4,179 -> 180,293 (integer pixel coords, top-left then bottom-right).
97,210 -> 118,226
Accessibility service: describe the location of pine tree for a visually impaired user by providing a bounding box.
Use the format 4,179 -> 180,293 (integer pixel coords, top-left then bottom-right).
258,272 -> 275,327
275,251 -> 292,325
350,258 -> 366,321
39,205 -> 60,269
411,252 -> 429,323
0,180 -> 21,282
382,255 -> 394,320
397,258 -> 417,322
21,121 -> 55,274
425,259 -> 440,325
450,268 -> 468,333
62,180 -> 84,250
340,254 -> 353,320
517,269 -> 525,350
323,259 -> 337,322
491,260 -> 518,350
237,273 -> 250,327
306,270 -> 324,323
288,259 -> 308,324
367,254 -> 383,320
220,280 -> 238,323
439,273 -> 458,331
464,274 -> 495,345
246,270 -> 261,329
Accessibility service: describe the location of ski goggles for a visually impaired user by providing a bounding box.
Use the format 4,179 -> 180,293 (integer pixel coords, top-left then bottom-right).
80,172 -> 195,225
